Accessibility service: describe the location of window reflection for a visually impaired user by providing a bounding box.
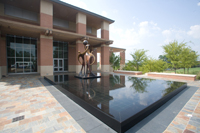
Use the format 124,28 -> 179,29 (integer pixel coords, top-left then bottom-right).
7,35 -> 37,73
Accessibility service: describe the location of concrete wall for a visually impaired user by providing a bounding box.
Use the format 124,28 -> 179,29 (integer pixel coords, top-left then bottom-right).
40,0 -> 53,28
101,21 -> 109,40
69,21 -> 76,32
101,44 -> 110,72
39,35 -> 53,76
68,45 -> 76,72
76,13 -> 86,35
0,37 -> 7,76
0,66 -> 1,79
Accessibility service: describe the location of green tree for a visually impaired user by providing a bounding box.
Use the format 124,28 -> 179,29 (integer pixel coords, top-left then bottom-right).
141,58 -> 168,73
162,40 -> 186,73
129,49 -> 148,71
186,51 -> 199,73
109,52 -> 121,70
179,47 -> 192,74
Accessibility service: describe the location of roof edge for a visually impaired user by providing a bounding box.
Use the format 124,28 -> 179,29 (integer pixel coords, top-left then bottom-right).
50,0 -> 115,23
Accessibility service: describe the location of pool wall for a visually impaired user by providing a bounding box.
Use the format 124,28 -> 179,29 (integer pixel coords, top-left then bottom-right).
44,76 -> 187,133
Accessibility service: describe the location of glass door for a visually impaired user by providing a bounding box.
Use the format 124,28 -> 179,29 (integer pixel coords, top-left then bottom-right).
54,59 -> 63,72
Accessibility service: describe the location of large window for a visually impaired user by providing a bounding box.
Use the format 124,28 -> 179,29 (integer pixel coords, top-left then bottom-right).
7,35 -> 37,73
5,5 -> 38,22
53,41 -> 68,72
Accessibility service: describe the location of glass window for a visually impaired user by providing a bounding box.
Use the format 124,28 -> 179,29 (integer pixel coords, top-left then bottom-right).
16,37 -> 22,43
24,48 -> 30,57
64,43 -> 68,51
59,51 -> 63,58
64,52 -> 68,58
64,59 -> 68,71
16,48 -> 23,57
59,42 -> 63,50
16,58 -> 23,62
7,35 -> 37,73
24,58 -> 30,62
53,50 -> 58,58
31,39 -> 37,48
7,36 -> 15,46
87,26 -> 92,34
7,47 -> 15,57
31,48 -> 37,58
53,41 -> 59,51
24,38 -> 30,48
53,40 -> 68,72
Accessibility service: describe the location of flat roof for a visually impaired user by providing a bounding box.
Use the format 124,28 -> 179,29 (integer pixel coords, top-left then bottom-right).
50,0 -> 115,24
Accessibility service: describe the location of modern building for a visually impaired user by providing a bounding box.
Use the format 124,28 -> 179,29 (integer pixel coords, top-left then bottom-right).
0,0 -> 126,78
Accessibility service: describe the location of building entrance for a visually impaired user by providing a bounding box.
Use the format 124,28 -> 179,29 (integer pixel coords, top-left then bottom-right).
53,59 -> 64,72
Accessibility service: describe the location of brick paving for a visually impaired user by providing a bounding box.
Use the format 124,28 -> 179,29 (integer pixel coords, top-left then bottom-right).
0,74 -> 200,133
0,75 -> 85,133
142,75 -> 200,133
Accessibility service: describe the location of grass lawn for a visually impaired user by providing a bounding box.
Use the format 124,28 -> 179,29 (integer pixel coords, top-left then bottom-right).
164,67 -> 200,80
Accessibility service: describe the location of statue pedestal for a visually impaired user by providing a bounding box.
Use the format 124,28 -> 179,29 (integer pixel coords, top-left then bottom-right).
74,72 -> 101,79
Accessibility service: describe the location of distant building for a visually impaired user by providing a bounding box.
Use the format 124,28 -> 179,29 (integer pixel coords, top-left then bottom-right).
0,0 -> 125,78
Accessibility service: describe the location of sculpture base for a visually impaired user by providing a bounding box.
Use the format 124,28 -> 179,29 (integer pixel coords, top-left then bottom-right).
75,72 -> 101,79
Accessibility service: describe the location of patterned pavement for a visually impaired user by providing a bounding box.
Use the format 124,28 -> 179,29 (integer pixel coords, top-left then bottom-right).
142,75 -> 200,133
0,74 -> 199,133
0,75 -> 85,133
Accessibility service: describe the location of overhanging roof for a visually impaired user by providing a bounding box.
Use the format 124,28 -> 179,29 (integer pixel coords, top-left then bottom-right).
50,0 -> 115,24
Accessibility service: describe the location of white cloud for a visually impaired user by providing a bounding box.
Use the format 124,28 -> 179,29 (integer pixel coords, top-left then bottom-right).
110,21 -> 161,61
101,11 -> 108,17
162,28 -> 187,44
162,30 -> 171,37
187,25 -> 200,39
198,2 -> 200,6
61,0 -> 88,10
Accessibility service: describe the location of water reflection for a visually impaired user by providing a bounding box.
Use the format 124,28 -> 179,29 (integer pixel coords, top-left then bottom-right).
128,77 -> 155,93
163,81 -> 185,96
47,73 -> 186,122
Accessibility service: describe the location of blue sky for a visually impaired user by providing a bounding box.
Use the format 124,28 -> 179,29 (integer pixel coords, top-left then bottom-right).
61,0 -> 200,61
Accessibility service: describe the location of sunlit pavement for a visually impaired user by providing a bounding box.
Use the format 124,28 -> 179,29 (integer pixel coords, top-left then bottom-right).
0,74 -> 199,133
0,75 -> 85,133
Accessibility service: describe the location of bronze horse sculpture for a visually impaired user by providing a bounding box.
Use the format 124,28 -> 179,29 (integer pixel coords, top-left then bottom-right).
77,40 -> 95,77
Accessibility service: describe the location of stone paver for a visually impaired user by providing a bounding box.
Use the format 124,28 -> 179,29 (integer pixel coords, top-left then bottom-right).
0,73 -> 200,133
137,74 -> 200,133
0,75 -> 85,133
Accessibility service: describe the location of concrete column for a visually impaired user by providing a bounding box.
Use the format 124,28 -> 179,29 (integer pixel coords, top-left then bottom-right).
120,51 -> 125,70
40,0 -> 53,28
0,36 -> 7,77
76,13 -> 86,35
92,48 -> 97,71
109,49 -> 113,72
39,35 -> 53,76
75,40 -> 85,73
99,53 -> 101,70
101,21 -> 109,40
101,44 -> 110,72
68,45 -> 76,72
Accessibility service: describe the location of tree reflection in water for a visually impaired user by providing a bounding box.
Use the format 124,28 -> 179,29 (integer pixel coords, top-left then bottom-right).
128,77 -> 155,93
109,74 -> 120,86
163,81 -> 185,96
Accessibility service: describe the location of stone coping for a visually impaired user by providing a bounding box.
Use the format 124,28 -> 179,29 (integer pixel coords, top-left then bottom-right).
148,72 -> 196,77
114,70 -> 142,73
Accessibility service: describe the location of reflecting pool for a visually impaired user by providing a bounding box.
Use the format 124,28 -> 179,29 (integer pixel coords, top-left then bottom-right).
45,73 -> 187,132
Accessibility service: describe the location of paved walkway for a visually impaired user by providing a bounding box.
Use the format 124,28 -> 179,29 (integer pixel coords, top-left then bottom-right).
138,75 -> 200,133
0,75 -> 85,133
0,74 -> 199,133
